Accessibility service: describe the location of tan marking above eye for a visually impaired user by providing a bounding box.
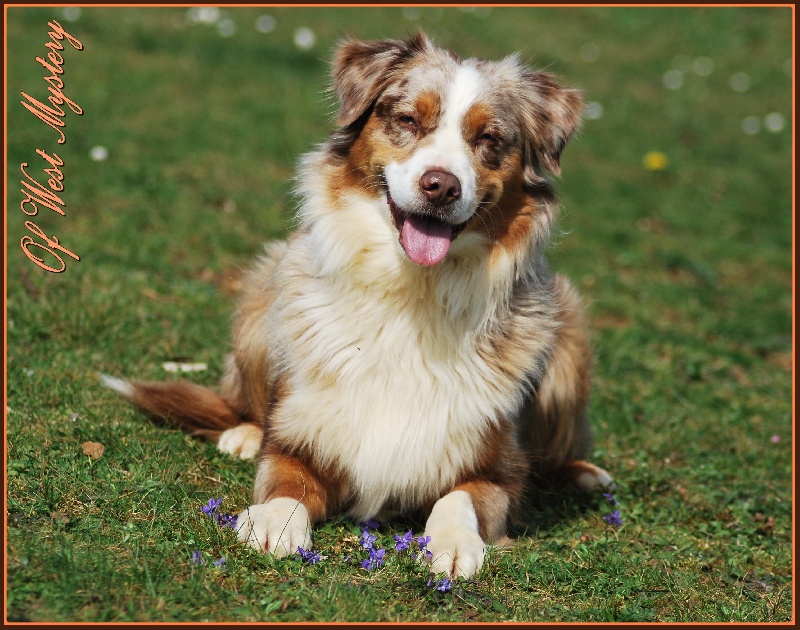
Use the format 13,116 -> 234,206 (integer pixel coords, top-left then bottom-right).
462,102 -> 493,137
414,91 -> 441,128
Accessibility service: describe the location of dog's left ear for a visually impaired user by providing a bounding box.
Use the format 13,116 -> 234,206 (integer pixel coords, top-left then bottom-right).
517,70 -> 583,181
333,33 -> 429,127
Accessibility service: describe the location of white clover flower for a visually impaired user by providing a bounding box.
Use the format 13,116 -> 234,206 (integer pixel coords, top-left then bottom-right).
764,112 -> 785,133
90,146 -> 109,162
741,116 -> 761,135
584,101 -> 604,120
662,69 -> 684,90
293,27 -> 316,51
256,15 -> 276,33
729,72 -> 750,93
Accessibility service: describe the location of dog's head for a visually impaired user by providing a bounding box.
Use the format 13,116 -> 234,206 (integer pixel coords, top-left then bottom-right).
329,33 -> 582,267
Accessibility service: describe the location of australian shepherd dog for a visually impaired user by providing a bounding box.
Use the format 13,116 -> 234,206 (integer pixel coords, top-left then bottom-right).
103,33 -> 613,579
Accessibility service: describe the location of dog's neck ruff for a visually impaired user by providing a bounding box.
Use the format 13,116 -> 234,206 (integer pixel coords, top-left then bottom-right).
296,149 -> 549,335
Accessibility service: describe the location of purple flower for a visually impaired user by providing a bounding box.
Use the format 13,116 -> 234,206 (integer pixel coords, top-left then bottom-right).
297,547 -> 323,565
213,556 -> 226,568
394,530 -> 414,552
201,498 -> 237,529
602,493 -> 619,506
359,530 -> 377,550
359,518 -> 381,530
191,549 -> 205,565
216,512 -> 237,529
603,510 -> 623,527
200,497 -> 223,515
411,535 -> 433,560
360,547 -> 386,570
427,577 -> 451,592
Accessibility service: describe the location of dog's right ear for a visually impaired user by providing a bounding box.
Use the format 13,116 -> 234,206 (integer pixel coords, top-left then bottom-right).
333,33 -> 429,127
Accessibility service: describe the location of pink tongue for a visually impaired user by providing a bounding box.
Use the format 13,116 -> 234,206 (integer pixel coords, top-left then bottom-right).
400,215 -> 453,266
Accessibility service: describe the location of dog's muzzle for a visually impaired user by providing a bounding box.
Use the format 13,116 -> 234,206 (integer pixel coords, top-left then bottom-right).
387,170 -> 468,267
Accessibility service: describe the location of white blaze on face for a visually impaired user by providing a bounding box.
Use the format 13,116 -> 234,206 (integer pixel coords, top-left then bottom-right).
384,63 -> 485,224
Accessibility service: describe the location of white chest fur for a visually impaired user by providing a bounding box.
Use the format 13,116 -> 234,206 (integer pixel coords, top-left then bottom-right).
259,189 -> 553,519
273,304 -> 511,517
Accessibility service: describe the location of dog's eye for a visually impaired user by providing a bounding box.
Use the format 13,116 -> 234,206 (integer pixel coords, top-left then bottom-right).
398,114 -> 418,131
476,132 -> 499,146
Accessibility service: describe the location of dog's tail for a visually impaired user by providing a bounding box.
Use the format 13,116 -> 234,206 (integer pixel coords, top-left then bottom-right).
99,373 -> 244,441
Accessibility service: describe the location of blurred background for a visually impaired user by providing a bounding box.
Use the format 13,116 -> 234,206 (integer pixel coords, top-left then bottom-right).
5,6 -> 793,623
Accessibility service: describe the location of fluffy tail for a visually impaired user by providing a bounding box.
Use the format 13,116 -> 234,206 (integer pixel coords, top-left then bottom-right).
99,373 -> 243,441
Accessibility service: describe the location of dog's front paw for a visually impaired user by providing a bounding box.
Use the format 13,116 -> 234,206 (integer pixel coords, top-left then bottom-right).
424,490 -> 486,579
426,526 -> 486,579
235,498 -> 312,557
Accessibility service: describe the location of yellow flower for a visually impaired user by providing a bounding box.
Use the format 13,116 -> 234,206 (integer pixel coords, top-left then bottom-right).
643,151 -> 669,171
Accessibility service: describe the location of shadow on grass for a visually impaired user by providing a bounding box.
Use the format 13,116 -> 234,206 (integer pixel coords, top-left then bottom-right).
512,476 -> 606,539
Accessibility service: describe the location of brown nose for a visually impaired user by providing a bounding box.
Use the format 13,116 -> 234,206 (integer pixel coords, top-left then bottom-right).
418,170 -> 461,206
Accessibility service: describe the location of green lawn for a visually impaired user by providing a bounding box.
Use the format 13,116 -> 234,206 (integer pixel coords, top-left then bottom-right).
5,6 -> 793,623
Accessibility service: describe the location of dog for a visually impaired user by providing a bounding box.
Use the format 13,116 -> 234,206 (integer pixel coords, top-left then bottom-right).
102,32 -> 613,580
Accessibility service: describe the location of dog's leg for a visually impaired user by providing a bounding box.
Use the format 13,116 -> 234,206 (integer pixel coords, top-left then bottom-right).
235,452 -> 330,558
526,274 -> 614,490
214,353 -> 264,459
559,459 -> 615,492
424,480 -> 510,579
217,423 -> 262,459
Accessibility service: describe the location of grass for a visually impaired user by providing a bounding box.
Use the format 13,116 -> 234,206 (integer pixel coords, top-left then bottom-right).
5,6 -> 793,623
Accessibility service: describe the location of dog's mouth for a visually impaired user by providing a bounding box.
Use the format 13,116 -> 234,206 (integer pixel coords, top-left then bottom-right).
387,192 -> 468,267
